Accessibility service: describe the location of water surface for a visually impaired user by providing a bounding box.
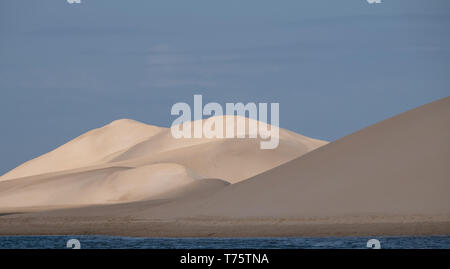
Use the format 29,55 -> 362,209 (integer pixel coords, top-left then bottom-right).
1,235 -> 449,249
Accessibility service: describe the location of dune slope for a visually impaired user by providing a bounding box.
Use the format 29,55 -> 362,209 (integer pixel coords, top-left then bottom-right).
108,116 -> 327,183
0,163 -> 204,207
0,119 -> 163,181
175,96 -> 450,218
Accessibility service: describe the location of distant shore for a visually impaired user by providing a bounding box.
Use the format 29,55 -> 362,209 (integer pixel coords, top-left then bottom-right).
1,214 -> 449,237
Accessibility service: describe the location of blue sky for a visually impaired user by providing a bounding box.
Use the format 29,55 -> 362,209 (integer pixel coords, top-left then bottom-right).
1,0 -> 449,175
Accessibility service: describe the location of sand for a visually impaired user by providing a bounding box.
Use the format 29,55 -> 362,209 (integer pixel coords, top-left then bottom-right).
0,119 -> 163,181
0,214 -> 449,237
0,115 -> 326,207
0,97 -> 449,237
181,96 -> 450,219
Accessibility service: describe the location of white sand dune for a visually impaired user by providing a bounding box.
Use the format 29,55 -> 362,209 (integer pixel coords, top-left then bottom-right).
106,116 -> 326,183
41,97 -> 448,222
111,116 -> 325,163
0,119 -> 163,181
0,163 -> 208,207
112,134 -> 325,184
0,115 -> 326,208
0,98 -> 449,237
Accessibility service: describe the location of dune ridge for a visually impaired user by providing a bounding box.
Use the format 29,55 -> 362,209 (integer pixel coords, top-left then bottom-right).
0,115 -> 326,208
0,119 -> 163,181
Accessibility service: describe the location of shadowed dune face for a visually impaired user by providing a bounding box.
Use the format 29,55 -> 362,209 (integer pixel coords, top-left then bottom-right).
0,163 -> 214,207
0,116 -> 326,209
0,167 -> 128,207
114,136 -> 323,184
165,97 -> 450,218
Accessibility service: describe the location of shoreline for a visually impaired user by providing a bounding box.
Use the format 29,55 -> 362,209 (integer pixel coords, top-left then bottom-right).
1,216 -> 449,238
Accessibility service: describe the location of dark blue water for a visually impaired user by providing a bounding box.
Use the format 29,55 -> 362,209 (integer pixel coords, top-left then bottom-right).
0,235 -> 449,249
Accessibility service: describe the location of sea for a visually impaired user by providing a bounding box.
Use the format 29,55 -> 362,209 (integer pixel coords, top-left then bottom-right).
0,235 -> 449,249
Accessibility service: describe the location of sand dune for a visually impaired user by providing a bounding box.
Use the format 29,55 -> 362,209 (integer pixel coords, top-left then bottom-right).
168,96 -> 450,218
107,116 -> 327,183
111,116 -> 325,163
29,97 -> 449,219
112,136 -> 320,184
1,98 -> 448,237
0,162 -> 230,208
0,119 -> 163,181
0,115 -> 326,208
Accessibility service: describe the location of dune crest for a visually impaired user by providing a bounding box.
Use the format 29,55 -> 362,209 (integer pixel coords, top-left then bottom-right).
0,119 -> 163,181
110,115 -> 327,183
0,115 -> 326,208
